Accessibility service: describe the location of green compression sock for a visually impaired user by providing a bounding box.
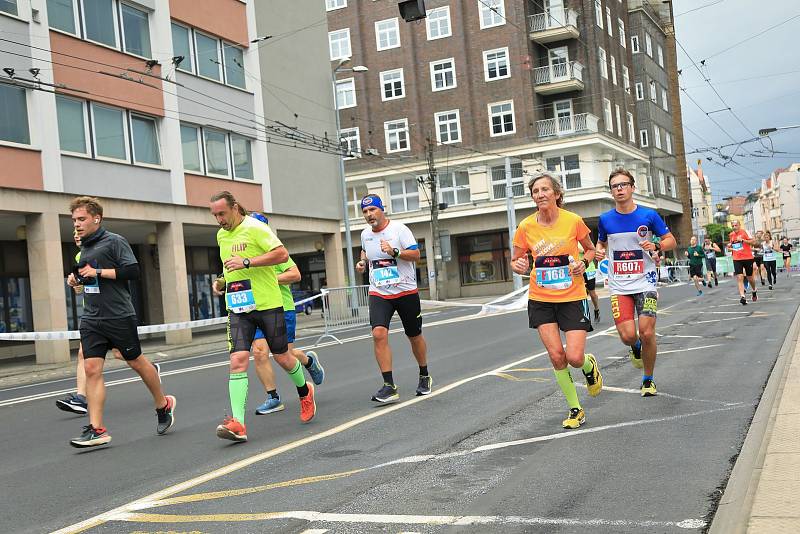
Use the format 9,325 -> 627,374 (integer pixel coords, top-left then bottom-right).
228,371 -> 248,424
287,360 -> 307,387
554,368 -> 581,409
581,354 -> 594,374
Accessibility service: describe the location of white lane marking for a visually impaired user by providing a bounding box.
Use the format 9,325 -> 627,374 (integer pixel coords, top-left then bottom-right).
663,335 -> 704,339
704,311 -> 750,314
587,384 -> 746,406
156,352 -> 169,357
299,529 -> 329,534
657,344 -> 724,354
605,356 -> 624,360
695,317 -> 747,325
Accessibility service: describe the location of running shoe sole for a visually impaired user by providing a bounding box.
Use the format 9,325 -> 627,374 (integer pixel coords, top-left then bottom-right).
56,399 -> 87,415
584,354 -> 602,397
70,434 -> 111,448
216,425 -> 247,442
300,383 -> 317,424
562,411 -> 586,429
372,392 -> 400,404
157,395 -> 176,435
629,350 -> 644,369
255,403 -> 285,415
416,376 -> 433,396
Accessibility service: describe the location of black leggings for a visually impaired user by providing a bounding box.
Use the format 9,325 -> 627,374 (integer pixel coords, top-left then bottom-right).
764,260 -> 777,286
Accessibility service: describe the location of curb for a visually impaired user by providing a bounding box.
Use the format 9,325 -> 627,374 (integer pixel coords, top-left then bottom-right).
708,301 -> 800,533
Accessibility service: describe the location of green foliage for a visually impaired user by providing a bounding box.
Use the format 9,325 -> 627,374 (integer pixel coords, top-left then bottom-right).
705,223 -> 731,250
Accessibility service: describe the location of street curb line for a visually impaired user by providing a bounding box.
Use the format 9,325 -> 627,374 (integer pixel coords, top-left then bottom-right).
708,300 -> 800,534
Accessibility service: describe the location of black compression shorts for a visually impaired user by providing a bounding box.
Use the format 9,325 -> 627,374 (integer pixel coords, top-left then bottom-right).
227,307 -> 288,355
527,299 -> 593,332
369,293 -> 423,337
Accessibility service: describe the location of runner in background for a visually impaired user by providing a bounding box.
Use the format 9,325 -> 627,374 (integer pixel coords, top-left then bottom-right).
762,231 -> 777,290
753,231 -> 766,287
703,238 -> 721,287
580,245 -> 601,323
780,237 -> 793,276
685,236 -> 705,296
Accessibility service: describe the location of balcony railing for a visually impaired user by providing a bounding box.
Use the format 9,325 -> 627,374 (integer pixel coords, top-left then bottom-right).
533,61 -> 583,85
537,113 -> 600,139
529,7 -> 579,33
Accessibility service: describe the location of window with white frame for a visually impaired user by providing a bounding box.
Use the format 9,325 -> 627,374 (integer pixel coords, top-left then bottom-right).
380,69 -> 405,101
130,114 -> 160,165
599,47 -> 608,79
610,55 -> 617,85
479,0 -> 505,29
375,18 -> 400,50
347,184 -> 368,219
1,84 -> 30,145
55,95 -> 87,153
222,43 -> 246,89
657,45 -> 664,67
668,175 -> 677,197
665,132 -> 672,154
171,23 -> 194,73
635,82 -> 644,100
594,0 -> 603,28
645,33 -> 653,56
435,110 -> 461,144
47,0 -> 78,33
606,6 -> 612,36
385,119 -> 409,153
339,127 -> 360,158
615,104 -> 622,137
640,129 -> 649,147
603,98 -> 613,132
649,81 -> 658,103
489,100 -> 515,136
626,112 -> 635,143
389,178 -> 419,213
430,58 -> 456,90
179,123 -> 254,179
328,28 -> 351,60
484,47 -> 509,81
622,65 -> 630,93
490,162 -> 524,198
0,0 -> 17,15
426,6 -> 451,40
180,124 -> 202,172
658,170 -> 666,194
618,18 -> 626,47
326,0 -> 346,11
661,87 -> 669,111
195,31 -> 222,81
546,154 -> 581,189
438,171 -> 470,206
335,78 -> 356,109
168,24 -> 247,89
631,35 -> 640,53
653,124 -> 662,149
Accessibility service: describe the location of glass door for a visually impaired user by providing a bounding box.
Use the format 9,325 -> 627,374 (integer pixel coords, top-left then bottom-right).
548,47 -> 569,81
554,100 -> 574,134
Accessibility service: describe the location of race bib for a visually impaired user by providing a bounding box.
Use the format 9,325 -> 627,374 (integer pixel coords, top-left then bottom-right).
612,250 -> 645,280
763,251 -> 775,261
83,277 -> 100,294
371,258 -> 401,287
705,250 -> 715,259
534,255 -> 572,290
225,279 -> 256,313
585,270 -> 597,280
731,242 -> 743,251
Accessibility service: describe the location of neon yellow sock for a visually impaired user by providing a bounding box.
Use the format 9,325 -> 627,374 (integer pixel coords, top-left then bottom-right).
581,354 -> 594,374
228,372 -> 248,424
287,360 -> 306,387
554,368 -> 581,409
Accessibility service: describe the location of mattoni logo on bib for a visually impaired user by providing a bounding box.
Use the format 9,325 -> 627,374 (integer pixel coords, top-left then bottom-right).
637,225 -> 649,238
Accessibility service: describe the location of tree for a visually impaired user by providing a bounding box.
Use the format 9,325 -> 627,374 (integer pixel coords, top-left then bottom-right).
705,223 -> 731,253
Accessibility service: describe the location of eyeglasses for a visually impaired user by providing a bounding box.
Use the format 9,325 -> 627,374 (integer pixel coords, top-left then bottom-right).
610,182 -> 633,191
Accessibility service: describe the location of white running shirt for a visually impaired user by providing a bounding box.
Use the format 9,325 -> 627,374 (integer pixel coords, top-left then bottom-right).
361,220 -> 419,297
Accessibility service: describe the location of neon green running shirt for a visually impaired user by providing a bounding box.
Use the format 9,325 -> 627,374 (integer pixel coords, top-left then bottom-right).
275,256 -> 297,312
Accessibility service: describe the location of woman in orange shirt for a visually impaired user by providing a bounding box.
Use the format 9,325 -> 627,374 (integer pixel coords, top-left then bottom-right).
511,173 -> 603,429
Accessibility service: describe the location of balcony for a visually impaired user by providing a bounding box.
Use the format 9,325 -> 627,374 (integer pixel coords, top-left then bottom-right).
537,113 -> 600,139
528,8 -> 580,44
533,61 -> 584,95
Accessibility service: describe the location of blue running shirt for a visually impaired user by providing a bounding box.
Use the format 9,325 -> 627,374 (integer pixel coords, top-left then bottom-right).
597,206 -> 669,294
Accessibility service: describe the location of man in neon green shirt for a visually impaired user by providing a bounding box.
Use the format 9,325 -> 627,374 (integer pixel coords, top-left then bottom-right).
211,192 -> 316,442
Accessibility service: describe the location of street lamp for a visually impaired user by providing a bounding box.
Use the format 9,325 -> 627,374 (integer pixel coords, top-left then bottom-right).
332,59 -> 368,286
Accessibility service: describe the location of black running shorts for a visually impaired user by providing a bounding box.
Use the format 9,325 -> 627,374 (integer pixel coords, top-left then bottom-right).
689,264 -> 703,278
583,272 -> 596,291
733,259 -> 754,277
227,307 -> 288,355
80,316 -> 141,360
753,255 -> 763,266
369,293 -> 423,337
527,299 -> 593,332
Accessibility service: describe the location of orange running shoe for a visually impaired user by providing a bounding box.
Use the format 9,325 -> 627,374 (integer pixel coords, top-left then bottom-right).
300,382 -> 316,423
216,416 -> 247,442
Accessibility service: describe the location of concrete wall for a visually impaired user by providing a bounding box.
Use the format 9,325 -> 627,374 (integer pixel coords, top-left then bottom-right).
175,73 -> 258,138
61,156 -> 173,203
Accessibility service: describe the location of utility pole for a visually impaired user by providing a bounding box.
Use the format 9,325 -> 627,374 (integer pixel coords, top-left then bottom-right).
425,136 -> 446,300
505,156 -> 523,290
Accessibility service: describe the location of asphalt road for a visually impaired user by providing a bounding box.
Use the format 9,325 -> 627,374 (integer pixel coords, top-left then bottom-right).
1,276 -> 797,534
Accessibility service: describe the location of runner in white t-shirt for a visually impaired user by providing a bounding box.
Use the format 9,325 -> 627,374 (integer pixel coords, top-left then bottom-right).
356,194 -> 431,403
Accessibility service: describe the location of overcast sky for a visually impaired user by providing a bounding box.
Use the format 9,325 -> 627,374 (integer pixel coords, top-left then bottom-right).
672,0 -> 800,201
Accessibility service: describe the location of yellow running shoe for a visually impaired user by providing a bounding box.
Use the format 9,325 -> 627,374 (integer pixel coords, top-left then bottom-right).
562,408 -> 585,429
641,379 -> 657,397
583,354 -> 603,397
629,347 -> 644,369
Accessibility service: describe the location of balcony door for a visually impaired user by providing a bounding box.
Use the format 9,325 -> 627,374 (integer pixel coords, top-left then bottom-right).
553,100 -> 574,134
544,0 -> 565,27
548,47 -> 569,81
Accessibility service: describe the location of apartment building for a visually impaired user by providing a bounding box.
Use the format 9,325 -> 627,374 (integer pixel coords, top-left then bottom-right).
0,0 -> 343,363
326,0 -> 682,298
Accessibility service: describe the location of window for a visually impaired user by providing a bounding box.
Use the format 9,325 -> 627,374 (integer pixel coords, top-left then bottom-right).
603,98 -> 613,132
326,0 -> 346,10
204,129 -> 229,176
645,33 -> 653,56
640,129 -> 649,147
631,35 -> 640,53
380,69 -> 404,101
426,6 -> 451,40
223,43 -> 246,89
649,80 -> 657,102
622,65 -> 630,93
546,154 -> 581,189
0,0 -> 17,15
47,0 -> 77,33
120,3 -> 151,57
438,171 -> 470,205
491,162 -> 524,198
610,55 -> 617,85
171,23 -> 194,73
83,0 -> 118,47
328,28 -> 351,60
615,104 -> 622,137
598,47 -> 608,79
479,0 -> 504,29
626,112 -> 635,142
0,84 -> 30,145
657,45 -> 665,68
375,18 -> 400,51
635,82 -> 644,100
56,95 -> 87,153
661,87 -> 669,111
180,124 -> 202,172
195,31 -> 222,81
606,7 -> 612,36
665,132 -> 673,154
389,178 -> 419,213
484,47 -> 509,81
346,184 -> 368,219
668,175 -> 677,197
430,58 -> 456,91
182,123 -> 253,178
618,18 -> 626,47
385,119 -> 409,153
128,114 -> 159,165
435,110 -> 461,144
594,0 -> 603,28
339,127 -> 360,158
231,135 -> 253,179
489,101 -> 515,136
658,170 -> 666,194
458,232 -> 512,285
335,78 -> 356,109
653,124 -> 662,149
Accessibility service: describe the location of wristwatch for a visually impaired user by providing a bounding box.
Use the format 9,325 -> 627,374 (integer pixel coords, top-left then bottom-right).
393,248 -> 400,258
243,258 -> 251,269
654,242 -> 662,252
95,269 -> 102,278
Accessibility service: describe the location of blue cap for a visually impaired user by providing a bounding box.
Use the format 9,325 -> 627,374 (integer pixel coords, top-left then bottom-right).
360,195 -> 384,212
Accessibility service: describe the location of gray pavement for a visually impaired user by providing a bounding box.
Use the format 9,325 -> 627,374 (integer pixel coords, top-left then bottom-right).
0,278 -> 797,533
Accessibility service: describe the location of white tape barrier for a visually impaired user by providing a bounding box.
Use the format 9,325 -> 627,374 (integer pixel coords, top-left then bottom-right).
0,293 -> 324,342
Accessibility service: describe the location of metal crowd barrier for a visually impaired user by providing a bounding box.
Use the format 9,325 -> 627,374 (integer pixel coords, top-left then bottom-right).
316,285 -> 371,345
